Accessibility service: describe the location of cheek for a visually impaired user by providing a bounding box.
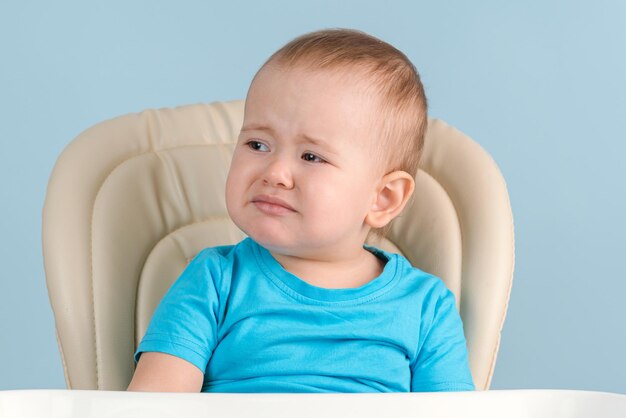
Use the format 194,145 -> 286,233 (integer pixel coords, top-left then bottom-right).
224,174 -> 237,217
227,151 -> 254,183
226,157 -> 248,206
305,176 -> 370,217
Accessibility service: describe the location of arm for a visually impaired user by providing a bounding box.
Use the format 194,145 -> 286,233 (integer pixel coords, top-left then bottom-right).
127,352 -> 204,392
411,282 -> 475,392
129,249 -> 222,392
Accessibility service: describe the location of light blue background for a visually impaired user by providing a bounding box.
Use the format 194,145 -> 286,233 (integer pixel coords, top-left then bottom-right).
1,1 -> 625,393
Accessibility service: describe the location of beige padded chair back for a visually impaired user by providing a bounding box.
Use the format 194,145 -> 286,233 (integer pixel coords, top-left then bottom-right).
43,100 -> 514,391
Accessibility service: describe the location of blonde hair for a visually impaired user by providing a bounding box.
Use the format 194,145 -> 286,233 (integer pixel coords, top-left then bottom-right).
261,28 -> 428,178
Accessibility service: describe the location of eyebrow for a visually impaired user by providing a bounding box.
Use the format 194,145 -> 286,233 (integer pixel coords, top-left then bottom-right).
301,134 -> 333,150
240,124 -> 339,155
240,124 -> 277,144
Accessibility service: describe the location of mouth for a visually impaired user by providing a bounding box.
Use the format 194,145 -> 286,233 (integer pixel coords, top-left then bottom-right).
251,194 -> 296,215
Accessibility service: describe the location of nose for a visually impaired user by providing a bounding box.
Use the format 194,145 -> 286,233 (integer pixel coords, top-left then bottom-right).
262,157 -> 294,189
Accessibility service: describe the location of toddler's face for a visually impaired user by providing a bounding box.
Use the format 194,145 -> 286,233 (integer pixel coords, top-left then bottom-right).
225,64 -> 385,258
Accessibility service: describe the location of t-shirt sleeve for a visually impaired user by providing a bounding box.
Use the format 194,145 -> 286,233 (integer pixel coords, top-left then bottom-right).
410,281 -> 475,392
134,250 -> 222,373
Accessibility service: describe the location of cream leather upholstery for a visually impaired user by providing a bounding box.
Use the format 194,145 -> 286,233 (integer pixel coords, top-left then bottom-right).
43,100 -> 514,391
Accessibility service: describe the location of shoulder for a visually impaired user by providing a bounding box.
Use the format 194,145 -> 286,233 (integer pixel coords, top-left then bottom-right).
364,245 -> 451,302
174,239 -> 252,293
189,238 -> 254,270
193,240 -> 237,262
386,253 -> 460,323
391,253 -> 450,298
194,237 -> 254,261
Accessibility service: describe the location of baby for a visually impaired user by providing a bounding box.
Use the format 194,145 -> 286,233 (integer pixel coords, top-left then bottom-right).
128,29 -> 474,393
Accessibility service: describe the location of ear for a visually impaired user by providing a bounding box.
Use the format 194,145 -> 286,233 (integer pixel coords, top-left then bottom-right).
365,171 -> 415,229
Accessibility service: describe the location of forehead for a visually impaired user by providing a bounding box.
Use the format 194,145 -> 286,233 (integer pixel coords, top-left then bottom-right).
250,62 -> 381,101
244,65 -> 383,149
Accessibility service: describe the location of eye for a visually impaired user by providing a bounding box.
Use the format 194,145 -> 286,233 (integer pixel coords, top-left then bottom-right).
302,152 -> 326,164
245,140 -> 270,152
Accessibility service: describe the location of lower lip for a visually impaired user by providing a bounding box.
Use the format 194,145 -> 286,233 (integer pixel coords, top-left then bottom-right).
253,201 -> 295,216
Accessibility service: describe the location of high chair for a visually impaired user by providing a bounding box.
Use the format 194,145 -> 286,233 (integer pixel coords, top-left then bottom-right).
42,100 -> 515,391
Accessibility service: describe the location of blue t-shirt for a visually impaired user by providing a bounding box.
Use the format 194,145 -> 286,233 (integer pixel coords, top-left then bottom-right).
135,237 -> 474,392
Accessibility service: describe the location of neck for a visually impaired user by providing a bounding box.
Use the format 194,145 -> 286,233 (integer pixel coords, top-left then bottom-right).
270,246 -> 384,289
